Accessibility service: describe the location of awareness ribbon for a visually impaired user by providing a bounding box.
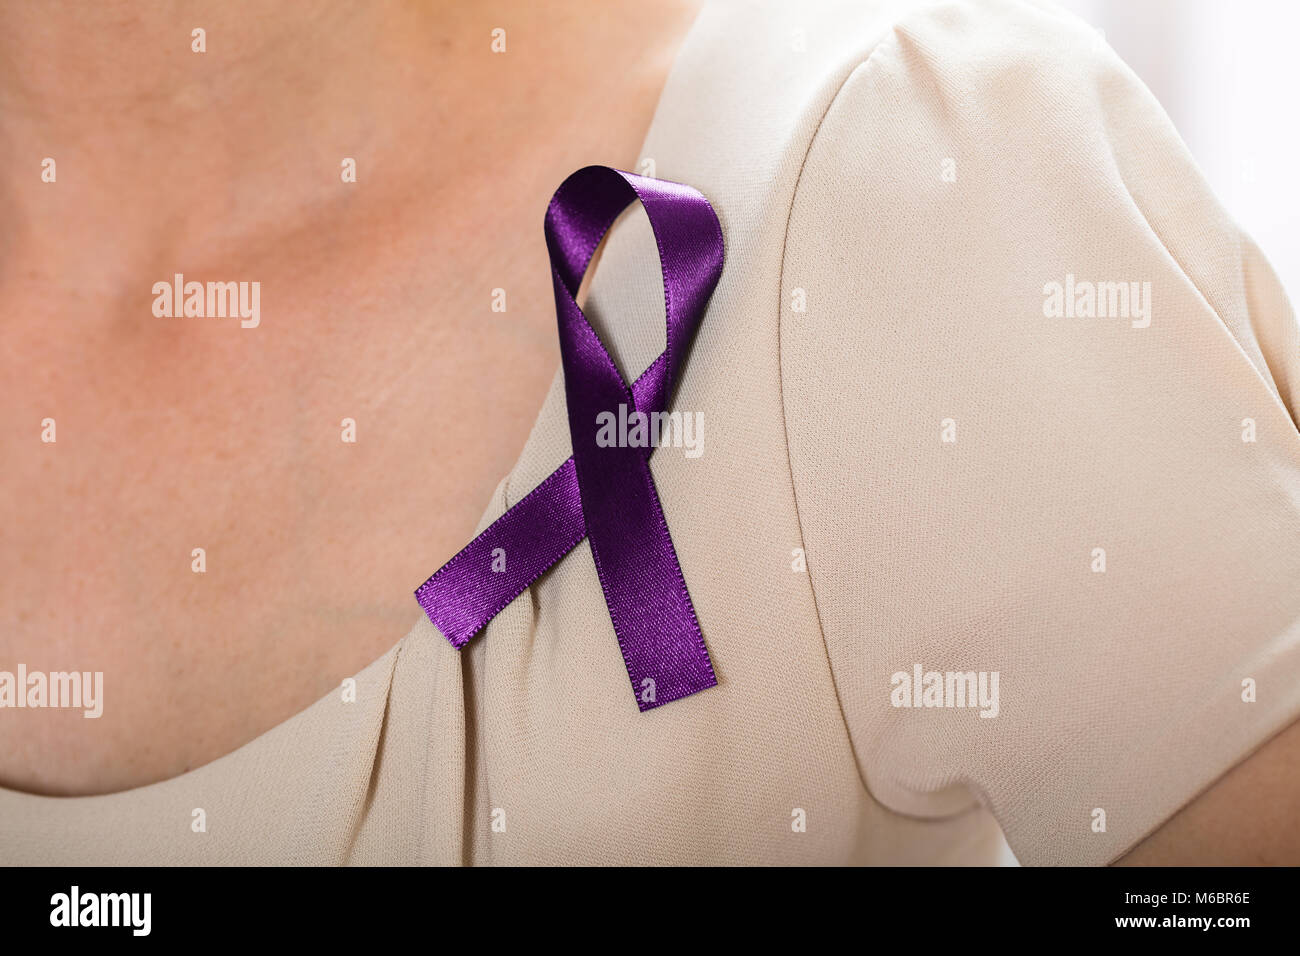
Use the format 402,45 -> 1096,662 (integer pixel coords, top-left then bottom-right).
415,166 -> 725,710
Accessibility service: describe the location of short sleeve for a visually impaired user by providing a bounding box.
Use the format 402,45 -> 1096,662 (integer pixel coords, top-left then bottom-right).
779,0 -> 1300,865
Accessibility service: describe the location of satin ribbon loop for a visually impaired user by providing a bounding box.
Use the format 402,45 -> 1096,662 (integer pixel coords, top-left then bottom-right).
416,166 -> 723,710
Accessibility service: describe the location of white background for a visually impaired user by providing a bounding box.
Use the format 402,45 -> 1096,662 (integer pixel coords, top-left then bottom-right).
1058,0 -> 1299,304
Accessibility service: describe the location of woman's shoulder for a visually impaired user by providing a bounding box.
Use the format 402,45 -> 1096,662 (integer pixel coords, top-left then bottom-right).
648,0 -> 1103,192
682,0 -> 1300,867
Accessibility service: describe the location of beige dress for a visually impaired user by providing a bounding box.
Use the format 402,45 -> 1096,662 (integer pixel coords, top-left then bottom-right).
4,0 -> 1298,866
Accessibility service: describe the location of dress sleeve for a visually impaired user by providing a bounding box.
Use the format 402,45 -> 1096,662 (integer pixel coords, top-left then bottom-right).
778,0 -> 1300,865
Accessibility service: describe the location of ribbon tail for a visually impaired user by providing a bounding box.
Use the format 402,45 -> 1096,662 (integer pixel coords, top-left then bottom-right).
415,457 -> 586,647
577,444 -> 717,711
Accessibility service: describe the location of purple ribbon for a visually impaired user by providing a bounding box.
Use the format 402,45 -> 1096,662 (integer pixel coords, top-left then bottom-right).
415,166 -> 724,710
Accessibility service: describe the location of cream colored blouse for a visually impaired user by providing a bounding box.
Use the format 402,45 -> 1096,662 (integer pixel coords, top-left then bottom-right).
4,0 -> 1299,866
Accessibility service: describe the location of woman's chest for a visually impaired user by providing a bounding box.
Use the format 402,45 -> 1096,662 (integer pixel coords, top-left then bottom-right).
0,244 -> 560,794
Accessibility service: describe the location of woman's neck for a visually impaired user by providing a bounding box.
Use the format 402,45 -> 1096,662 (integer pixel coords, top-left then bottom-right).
0,0 -> 704,293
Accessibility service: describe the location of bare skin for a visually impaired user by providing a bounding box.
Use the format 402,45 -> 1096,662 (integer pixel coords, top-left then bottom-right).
1116,719 -> 1300,864
0,0 -> 703,795
0,0 -> 1293,867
